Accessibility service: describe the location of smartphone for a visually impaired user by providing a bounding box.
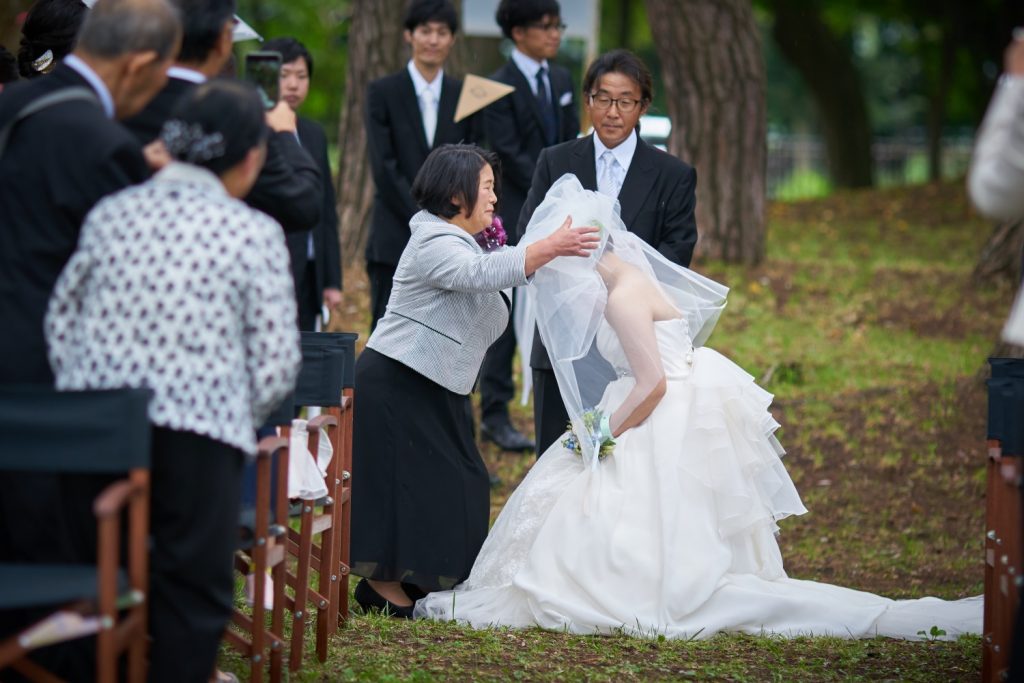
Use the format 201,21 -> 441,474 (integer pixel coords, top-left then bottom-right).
244,51 -> 282,110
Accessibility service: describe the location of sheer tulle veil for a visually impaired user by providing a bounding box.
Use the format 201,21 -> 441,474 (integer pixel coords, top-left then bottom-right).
518,174 -> 729,465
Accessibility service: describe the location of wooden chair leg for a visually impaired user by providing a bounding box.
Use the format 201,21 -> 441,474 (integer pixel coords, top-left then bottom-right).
289,501 -> 314,671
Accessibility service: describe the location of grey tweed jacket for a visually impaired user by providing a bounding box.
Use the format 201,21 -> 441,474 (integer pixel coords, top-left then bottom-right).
366,210 -> 529,394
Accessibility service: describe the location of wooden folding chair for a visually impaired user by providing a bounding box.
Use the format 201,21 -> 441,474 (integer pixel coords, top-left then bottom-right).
282,331 -> 356,669
223,435 -> 290,683
983,357 -> 1024,683
0,387 -> 152,683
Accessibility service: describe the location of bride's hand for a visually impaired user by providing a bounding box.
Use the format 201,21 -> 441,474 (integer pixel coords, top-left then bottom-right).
523,216 -> 601,276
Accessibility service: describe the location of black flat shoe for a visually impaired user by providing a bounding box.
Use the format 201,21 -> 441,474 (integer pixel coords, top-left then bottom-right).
354,579 -> 414,619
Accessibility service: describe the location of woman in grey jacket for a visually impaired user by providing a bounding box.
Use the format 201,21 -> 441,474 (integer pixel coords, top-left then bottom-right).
351,144 -> 599,617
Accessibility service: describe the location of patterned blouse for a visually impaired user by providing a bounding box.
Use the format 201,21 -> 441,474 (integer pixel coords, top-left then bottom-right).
46,162 -> 301,454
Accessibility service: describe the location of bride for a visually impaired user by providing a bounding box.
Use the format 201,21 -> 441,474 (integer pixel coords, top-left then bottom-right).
415,175 -> 981,640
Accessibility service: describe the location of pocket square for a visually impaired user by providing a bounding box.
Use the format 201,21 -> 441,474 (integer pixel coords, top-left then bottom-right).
559,91 -> 573,107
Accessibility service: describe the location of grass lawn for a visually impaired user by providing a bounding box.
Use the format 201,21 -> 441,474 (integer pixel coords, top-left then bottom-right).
220,181 -> 1013,681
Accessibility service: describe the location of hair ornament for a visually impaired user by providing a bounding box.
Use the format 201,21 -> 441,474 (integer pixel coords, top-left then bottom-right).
31,49 -> 54,74
159,119 -> 227,164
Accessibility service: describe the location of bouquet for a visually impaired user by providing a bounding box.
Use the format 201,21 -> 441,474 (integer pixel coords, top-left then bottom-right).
561,408 -> 616,460
474,215 -> 508,252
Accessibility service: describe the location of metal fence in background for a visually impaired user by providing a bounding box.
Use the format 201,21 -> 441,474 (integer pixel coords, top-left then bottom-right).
766,132 -> 975,201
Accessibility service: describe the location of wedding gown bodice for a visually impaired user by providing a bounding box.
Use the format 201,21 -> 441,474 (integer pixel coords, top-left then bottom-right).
596,317 -> 693,379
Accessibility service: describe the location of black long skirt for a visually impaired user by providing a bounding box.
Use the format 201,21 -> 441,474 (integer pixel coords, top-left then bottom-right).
351,348 -> 490,591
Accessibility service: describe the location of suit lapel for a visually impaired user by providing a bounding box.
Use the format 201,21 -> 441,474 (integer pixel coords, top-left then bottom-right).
507,61 -> 547,135
617,138 -> 658,228
398,71 -> 431,157
570,135 -> 598,191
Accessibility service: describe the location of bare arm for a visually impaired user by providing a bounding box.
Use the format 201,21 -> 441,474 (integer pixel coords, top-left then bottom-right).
604,289 -> 667,437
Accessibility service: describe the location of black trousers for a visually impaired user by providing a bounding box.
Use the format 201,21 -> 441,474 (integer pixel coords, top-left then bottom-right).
479,294 -> 517,426
532,368 -> 569,457
295,258 -> 320,332
147,428 -> 244,683
367,261 -> 396,332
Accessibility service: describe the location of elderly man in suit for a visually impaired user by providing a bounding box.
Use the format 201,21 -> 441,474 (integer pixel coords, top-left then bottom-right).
123,0 -> 323,237
518,49 -> 699,455
0,0 -> 180,675
263,36 -> 342,331
477,0 -> 578,452
364,0 -> 484,332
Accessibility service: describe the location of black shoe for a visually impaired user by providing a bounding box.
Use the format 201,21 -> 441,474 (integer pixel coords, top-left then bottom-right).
481,421 -> 534,452
401,582 -> 429,601
354,579 -> 414,619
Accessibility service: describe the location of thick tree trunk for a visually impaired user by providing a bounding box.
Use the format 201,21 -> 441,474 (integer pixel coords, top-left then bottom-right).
770,0 -> 874,189
644,0 -> 766,265
335,0 -> 406,268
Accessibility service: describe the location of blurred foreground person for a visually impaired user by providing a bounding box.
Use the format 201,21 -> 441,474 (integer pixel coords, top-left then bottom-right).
47,80 -> 301,683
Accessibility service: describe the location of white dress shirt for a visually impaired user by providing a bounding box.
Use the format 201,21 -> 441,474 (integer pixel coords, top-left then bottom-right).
408,60 -> 442,147
511,47 -> 552,101
593,129 -> 638,198
64,54 -> 115,118
46,162 -> 301,454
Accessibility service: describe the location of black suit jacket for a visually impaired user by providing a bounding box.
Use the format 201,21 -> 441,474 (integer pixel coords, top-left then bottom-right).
364,69 -> 484,267
486,59 -> 578,244
518,133 -> 699,370
286,116 -> 342,300
122,75 -> 323,234
0,64 -> 149,383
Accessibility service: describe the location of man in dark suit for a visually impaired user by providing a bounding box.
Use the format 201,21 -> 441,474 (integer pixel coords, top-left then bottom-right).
0,0 -> 180,386
264,36 -> 342,331
477,0 -> 578,451
365,0 -> 483,331
518,49 -> 699,455
0,0 -> 180,673
123,0 -> 322,236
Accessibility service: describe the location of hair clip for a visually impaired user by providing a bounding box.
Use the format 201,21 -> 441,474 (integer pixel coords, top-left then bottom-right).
159,119 -> 227,164
31,49 -> 54,74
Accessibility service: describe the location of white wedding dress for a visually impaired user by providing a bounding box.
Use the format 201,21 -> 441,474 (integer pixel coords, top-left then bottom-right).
415,317 -> 982,640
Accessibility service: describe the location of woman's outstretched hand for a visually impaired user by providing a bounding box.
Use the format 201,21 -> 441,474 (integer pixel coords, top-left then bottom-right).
524,216 -> 601,276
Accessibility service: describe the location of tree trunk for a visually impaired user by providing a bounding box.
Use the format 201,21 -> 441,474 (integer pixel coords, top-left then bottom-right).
644,0 -> 766,265
335,0 -> 407,268
974,220 -> 1024,286
769,0 -> 874,189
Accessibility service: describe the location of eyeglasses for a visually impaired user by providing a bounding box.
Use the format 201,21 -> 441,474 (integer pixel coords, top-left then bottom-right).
527,21 -> 567,33
588,94 -> 643,113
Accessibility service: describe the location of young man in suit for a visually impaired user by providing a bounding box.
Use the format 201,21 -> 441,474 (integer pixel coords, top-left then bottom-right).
264,36 -> 343,331
476,0 -> 579,452
123,0 -> 323,236
518,49 -> 699,455
364,0 -> 483,332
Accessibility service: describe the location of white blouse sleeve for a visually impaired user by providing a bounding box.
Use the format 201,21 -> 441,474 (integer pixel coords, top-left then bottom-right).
969,76 -> 1024,223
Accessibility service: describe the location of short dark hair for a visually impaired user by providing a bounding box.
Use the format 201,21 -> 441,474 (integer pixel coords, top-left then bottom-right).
17,0 -> 88,79
77,0 -> 182,62
262,36 -> 313,78
171,0 -> 235,64
403,0 -> 458,34
582,49 -> 653,105
163,79 -> 268,175
412,144 -> 499,220
0,46 -> 19,85
495,0 -> 560,40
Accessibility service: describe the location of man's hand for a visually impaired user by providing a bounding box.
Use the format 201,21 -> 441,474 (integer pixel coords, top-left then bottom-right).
143,140 -> 171,171
322,287 -> 342,309
265,101 -> 297,134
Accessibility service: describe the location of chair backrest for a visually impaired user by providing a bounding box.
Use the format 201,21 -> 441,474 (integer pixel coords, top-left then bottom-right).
262,332 -> 357,427
988,357 -> 1024,456
0,387 -> 152,473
